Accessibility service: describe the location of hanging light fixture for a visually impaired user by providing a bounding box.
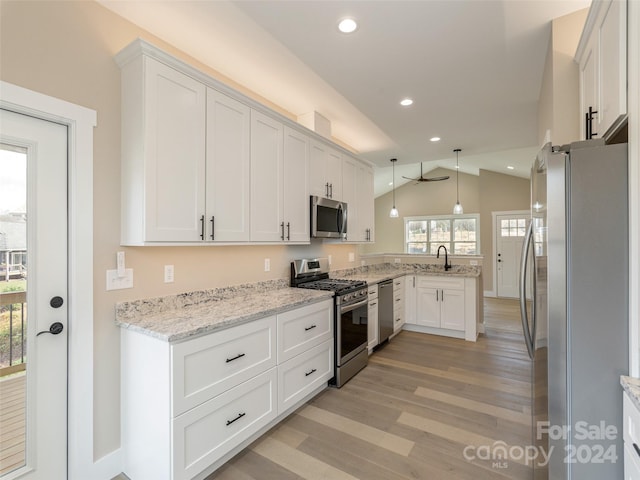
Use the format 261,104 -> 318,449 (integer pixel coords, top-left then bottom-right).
453,148 -> 464,214
389,158 -> 399,218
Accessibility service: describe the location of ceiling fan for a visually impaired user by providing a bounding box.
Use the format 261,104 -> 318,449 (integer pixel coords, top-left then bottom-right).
402,163 -> 450,184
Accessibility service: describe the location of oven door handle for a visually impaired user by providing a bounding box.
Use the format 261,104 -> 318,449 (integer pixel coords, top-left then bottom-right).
340,298 -> 368,314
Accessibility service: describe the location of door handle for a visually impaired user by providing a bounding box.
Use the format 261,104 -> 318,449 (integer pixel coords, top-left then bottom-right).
37,322 -> 64,337
519,222 -> 535,360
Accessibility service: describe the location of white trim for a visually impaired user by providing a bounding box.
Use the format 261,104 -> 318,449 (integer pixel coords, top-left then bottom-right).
0,82 -> 113,479
628,0 -> 640,377
491,210 -> 529,298
484,290 -> 496,298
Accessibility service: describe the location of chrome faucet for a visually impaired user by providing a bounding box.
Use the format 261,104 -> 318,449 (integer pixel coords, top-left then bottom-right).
436,245 -> 452,271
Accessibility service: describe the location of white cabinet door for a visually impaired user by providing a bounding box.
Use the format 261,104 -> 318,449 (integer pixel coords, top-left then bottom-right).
309,140 -> 329,198
404,275 -> 417,325
206,88 -> 251,241
368,299 -> 379,351
341,157 -> 357,241
416,286 -> 440,328
579,38 -> 598,139
598,0 -> 627,136
283,127 -> 310,242
250,110 -> 284,241
172,368 -> 277,480
142,57 -> 206,242
357,163 -> 375,242
440,289 -> 465,331
326,148 -> 343,200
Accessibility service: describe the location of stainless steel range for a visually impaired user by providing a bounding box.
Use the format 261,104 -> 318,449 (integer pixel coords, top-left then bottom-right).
291,258 -> 368,387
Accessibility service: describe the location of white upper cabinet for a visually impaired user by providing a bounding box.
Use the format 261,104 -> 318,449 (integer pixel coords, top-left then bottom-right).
283,126 -> 310,242
309,140 -> 343,200
341,156 -> 374,242
250,110 -> 284,241
576,0 -> 627,140
206,88 -> 251,242
120,55 -> 206,244
341,156 -> 357,241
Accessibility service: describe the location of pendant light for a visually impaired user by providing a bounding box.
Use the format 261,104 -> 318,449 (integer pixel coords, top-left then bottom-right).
389,158 -> 399,218
453,148 -> 464,214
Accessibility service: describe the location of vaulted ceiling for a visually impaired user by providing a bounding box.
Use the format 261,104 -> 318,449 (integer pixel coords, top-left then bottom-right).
99,0 -> 590,195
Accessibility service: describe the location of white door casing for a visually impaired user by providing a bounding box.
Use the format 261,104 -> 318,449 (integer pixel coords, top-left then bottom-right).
1,110 -> 67,479
0,82 -> 104,479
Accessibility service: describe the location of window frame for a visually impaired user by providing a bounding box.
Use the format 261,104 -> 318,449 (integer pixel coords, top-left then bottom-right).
404,214 -> 481,255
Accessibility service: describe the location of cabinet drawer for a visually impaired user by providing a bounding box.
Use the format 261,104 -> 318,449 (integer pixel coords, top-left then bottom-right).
394,290 -> 404,304
278,299 -> 333,363
393,277 -> 404,291
417,276 -> 464,290
278,340 -> 333,414
171,315 -> 276,416
172,368 -> 277,480
624,393 -> 640,446
368,284 -> 378,299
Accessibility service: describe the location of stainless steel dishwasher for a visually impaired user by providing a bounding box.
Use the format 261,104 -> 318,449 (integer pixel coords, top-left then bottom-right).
378,280 -> 393,344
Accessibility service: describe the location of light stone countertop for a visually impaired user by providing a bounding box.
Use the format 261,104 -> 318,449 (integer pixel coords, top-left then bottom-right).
621,376 -> 640,411
335,263 -> 481,286
116,284 -> 332,343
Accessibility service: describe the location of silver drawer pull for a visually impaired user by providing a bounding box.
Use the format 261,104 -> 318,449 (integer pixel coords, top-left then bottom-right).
225,353 -> 246,363
305,368 -> 317,377
226,412 -> 246,426
305,324 -> 317,331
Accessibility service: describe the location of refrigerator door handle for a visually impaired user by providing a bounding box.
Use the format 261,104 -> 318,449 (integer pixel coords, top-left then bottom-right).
519,221 -> 535,360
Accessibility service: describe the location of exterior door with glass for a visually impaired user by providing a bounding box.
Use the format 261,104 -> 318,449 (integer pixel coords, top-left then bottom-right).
0,109 -> 68,479
496,213 -> 529,298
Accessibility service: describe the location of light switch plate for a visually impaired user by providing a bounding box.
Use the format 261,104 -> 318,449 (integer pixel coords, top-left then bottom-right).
107,268 -> 133,290
264,258 -> 270,272
164,265 -> 174,283
348,252 -> 355,262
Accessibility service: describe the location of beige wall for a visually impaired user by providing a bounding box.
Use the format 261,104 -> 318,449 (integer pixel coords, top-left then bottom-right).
362,167 -> 530,292
537,8 -> 589,146
0,1 -> 361,460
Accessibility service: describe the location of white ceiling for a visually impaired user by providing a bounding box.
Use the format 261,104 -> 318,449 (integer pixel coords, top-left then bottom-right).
99,0 -> 590,196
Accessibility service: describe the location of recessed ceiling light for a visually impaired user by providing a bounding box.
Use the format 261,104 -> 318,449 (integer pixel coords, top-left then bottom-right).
338,18 -> 358,33
507,165 -> 515,170
430,137 -> 441,142
400,98 -> 413,106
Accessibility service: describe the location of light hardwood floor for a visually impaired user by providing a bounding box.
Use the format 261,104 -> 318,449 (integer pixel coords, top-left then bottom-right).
206,297 -> 532,480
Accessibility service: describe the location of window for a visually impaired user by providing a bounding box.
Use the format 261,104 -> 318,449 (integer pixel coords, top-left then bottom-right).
500,218 -> 526,237
405,214 -> 480,255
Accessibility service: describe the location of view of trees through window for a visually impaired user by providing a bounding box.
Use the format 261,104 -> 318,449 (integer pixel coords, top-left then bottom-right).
405,215 -> 479,255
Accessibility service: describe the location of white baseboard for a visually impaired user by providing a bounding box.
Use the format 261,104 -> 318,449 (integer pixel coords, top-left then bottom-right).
484,290 -> 496,298
92,448 -> 123,480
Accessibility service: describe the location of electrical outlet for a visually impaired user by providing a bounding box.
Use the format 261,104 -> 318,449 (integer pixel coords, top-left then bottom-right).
106,269 -> 133,290
394,258 -> 401,264
348,252 -> 355,262
264,258 -> 270,272
164,265 -> 174,283
470,260 -> 478,266
328,255 -> 332,265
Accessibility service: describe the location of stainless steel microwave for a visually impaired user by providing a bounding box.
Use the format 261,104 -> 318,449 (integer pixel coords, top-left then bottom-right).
310,196 -> 347,239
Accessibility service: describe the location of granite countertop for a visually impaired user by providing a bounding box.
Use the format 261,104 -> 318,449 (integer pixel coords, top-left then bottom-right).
116,281 -> 332,343
335,263 -> 481,286
621,376 -> 640,411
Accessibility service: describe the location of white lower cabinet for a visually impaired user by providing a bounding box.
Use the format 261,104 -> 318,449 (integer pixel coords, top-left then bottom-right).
405,275 -> 478,341
278,340 -> 333,414
393,277 -> 405,333
121,299 -> 333,480
173,368 -> 277,480
623,392 -> 640,479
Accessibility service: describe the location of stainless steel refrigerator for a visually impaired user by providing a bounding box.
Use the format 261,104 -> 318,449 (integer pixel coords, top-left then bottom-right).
519,139 -> 628,480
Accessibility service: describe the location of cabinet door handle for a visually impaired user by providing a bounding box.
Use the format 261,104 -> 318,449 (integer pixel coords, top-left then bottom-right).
436,290 -> 439,302
305,368 -> 317,377
329,183 -> 333,198
634,443 -> 640,458
369,302 -> 377,307
210,216 -> 215,240
413,277 -> 416,288
286,222 -> 291,241
226,412 -> 246,426
225,353 -> 246,363
395,298 -> 401,302
441,289 -> 444,301
280,222 -> 285,240
326,182 -> 330,198
305,324 -> 317,331
199,215 -> 205,240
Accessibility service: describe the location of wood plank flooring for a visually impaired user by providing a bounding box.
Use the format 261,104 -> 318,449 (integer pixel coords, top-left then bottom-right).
0,372 -> 26,476
208,298 -> 533,480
